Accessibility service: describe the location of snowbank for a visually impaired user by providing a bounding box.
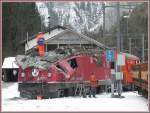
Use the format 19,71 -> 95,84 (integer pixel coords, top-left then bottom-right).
2,83 -> 149,112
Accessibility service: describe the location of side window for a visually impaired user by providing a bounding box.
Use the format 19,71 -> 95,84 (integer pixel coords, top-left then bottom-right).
68,58 -> 78,69
110,62 -> 115,69
93,55 -> 102,66
56,65 -> 67,73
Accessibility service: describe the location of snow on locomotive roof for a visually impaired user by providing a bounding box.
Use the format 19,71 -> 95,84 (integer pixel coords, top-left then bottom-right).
2,57 -> 19,69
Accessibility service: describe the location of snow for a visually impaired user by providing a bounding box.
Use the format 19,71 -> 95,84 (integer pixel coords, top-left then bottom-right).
2,83 -> 149,112
36,2 -> 50,27
36,2 -> 104,33
2,57 -> 19,69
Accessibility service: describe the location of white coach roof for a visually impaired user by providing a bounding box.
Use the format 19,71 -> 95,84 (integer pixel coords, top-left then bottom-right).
2,57 -> 19,69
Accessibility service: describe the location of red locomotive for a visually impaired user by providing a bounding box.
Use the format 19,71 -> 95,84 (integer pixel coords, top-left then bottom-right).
16,49 -> 140,99
16,50 -> 110,99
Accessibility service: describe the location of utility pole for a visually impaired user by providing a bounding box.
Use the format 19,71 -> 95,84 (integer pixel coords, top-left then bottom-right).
25,32 -> 29,55
142,34 -> 145,63
102,3 -> 106,46
103,2 -> 137,98
128,36 -> 144,62
116,2 -> 120,52
48,16 -> 51,28
103,3 -> 136,52
127,17 -> 129,39
122,15 -> 129,52
40,15 -> 43,32
102,3 -> 105,39
129,38 -> 132,54
48,16 -> 51,33
116,2 -> 122,97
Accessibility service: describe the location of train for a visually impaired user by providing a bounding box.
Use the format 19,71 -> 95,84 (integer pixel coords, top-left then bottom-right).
16,49 -> 141,99
131,62 -> 148,98
121,52 -> 140,90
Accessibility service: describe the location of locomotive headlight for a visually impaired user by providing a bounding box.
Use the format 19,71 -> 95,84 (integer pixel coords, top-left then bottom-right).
13,70 -> 17,76
48,73 -> 52,77
66,74 -> 70,79
21,72 -> 25,77
32,68 -> 39,77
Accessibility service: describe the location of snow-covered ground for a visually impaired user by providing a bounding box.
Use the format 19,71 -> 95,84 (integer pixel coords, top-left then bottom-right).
2,83 -> 149,112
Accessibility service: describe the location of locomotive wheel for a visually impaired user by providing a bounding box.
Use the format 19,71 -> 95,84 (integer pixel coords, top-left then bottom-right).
48,91 -> 61,98
62,88 -> 74,97
20,91 -> 36,99
137,87 -> 142,95
63,89 -> 69,97
59,90 -> 64,97
67,88 -> 74,97
141,89 -> 148,98
96,86 -> 101,93
3,71 -> 8,82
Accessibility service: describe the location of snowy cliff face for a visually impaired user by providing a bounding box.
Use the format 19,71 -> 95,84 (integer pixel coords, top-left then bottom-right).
36,2 -> 137,34
36,2 -> 50,27
36,2 -> 104,34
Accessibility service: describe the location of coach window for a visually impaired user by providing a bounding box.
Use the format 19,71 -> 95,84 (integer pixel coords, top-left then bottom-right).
68,58 -> 78,69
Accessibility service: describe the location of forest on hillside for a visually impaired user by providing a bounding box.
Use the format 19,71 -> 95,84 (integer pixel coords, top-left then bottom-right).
2,2 -> 41,59
106,3 -> 148,61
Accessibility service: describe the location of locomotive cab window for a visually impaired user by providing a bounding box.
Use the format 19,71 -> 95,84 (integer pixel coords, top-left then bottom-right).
110,62 -> 115,69
68,58 -> 78,69
56,65 -> 67,74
